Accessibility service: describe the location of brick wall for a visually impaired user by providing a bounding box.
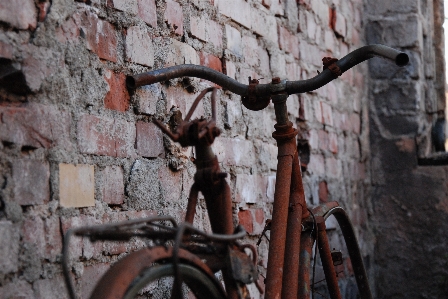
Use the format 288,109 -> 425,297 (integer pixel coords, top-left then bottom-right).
0,0 -> 440,298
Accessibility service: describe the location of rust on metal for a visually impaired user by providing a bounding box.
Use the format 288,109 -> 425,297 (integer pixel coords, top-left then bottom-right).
322,57 -> 342,77
316,216 -> 342,299
298,230 -> 315,299
242,77 -> 270,111
89,246 -> 221,299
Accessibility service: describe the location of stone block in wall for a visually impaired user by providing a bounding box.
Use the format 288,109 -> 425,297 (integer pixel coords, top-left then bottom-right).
104,71 -> 130,112
368,50 -> 419,80
126,26 -> 155,67
134,83 -> 161,115
102,166 -> 125,205
0,103 -> 72,150
107,0 -> 139,15
59,163 -> 95,208
164,0 -> 183,35
0,280 -> 33,298
13,160 -> 50,205
138,0 -> 157,27
371,81 -> 419,115
80,10 -> 117,62
0,221 -> 20,274
366,17 -> 421,49
0,0 -> 37,30
165,39 -> 199,66
136,121 -> 164,158
190,15 -> 207,41
77,114 -> 136,157
206,20 -> 223,50
366,0 -> 419,15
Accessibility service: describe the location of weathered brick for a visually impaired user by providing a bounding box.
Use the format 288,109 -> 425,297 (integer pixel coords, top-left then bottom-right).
318,180 -> 329,203
138,0 -> 157,27
0,280 -> 33,298
104,71 -> 130,112
278,26 -> 299,59
56,13 -> 81,43
335,12 -> 347,37
251,7 -> 278,44
329,132 -> 338,154
44,217 -> 62,261
235,174 -> 266,203
136,121 -> 164,158
308,154 -> 325,176
107,0 -> 138,14
0,221 -> 20,274
206,20 -> 223,49
0,0 -> 37,30
350,113 -> 360,134
164,0 -> 183,35
165,39 -> 199,66
190,16 -> 206,41
317,129 -> 329,151
126,26 -> 155,67
80,263 -> 110,299
34,274 -> 68,299
165,86 -> 204,117
59,163 -> 95,208
321,102 -> 334,126
77,114 -> 136,157
103,166 -> 125,205
80,11 -> 117,62
199,52 -> 222,72
0,41 -> 14,59
238,209 -> 253,234
326,156 -> 341,178
266,175 -> 276,203
22,216 -> 45,257
13,160 -> 50,205
225,24 -> 242,56
217,0 -> 251,29
214,137 -> 255,167
134,83 -> 160,115
242,35 -> 258,67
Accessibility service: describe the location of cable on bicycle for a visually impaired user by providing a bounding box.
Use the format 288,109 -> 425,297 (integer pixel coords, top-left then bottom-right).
308,208 -> 319,299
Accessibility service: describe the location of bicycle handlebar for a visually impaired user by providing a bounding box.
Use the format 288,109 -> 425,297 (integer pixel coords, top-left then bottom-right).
126,44 -> 408,101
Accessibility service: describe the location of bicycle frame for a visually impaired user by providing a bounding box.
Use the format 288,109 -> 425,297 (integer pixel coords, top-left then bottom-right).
123,44 -> 408,299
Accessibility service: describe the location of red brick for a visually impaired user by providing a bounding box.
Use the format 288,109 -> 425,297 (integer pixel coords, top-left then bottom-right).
0,41 -> 14,59
0,0 -> 37,30
329,132 -> 338,154
37,1 -> 51,22
80,263 -> 110,299
13,160 -> 50,205
103,166 -> 125,205
125,26 -> 155,67
238,209 -> 253,234
199,52 -> 222,72
60,216 -> 83,259
80,11 -> 117,62
77,114 -> 136,158
22,216 -> 45,257
318,181 -> 329,203
136,121 -> 164,158
104,71 -> 130,112
0,103 -> 72,150
164,0 -> 183,35
138,0 -> 157,27
278,26 -> 299,59
165,86 -> 203,117
44,217 -> 62,261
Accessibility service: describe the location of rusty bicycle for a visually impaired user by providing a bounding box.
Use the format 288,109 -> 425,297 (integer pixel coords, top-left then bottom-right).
62,44 -> 409,299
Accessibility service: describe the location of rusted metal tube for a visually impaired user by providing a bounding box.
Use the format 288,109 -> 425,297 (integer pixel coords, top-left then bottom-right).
323,207 -> 372,299
281,151 -> 309,299
298,230 -> 314,299
316,217 -> 342,299
185,183 -> 199,224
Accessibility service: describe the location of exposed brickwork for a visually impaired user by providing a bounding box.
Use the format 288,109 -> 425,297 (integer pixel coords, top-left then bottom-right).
0,0 -> 442,297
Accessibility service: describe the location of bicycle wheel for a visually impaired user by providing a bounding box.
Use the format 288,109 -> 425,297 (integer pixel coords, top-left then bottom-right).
89,247 -> 227,299
123,263 -> 226,299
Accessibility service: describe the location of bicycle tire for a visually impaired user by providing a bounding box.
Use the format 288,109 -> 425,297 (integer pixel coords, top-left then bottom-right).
123,263 -> 226,299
